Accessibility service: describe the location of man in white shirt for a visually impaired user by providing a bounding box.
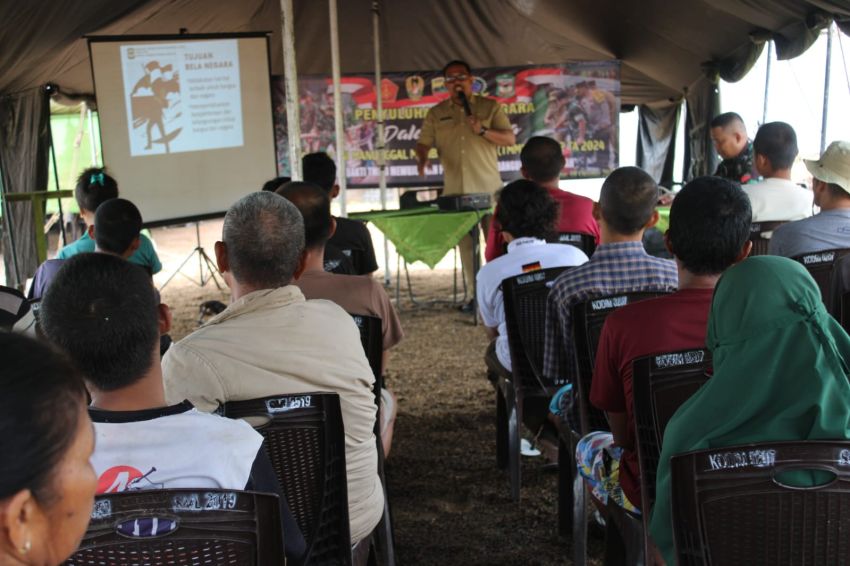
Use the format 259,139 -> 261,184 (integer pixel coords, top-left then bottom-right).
477,179 -> 588,373
743,121 -> 813,222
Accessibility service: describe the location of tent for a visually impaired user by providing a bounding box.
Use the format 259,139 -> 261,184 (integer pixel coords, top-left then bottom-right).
2,0 -> 849,285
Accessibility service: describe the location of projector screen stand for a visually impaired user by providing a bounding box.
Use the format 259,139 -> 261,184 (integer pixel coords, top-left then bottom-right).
158,221 -> 222,292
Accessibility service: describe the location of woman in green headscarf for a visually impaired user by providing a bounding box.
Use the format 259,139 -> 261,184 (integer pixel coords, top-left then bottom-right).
649,256 -> 850,564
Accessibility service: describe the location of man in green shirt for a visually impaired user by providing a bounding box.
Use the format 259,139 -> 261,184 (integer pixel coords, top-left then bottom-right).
415,60 -> 516,309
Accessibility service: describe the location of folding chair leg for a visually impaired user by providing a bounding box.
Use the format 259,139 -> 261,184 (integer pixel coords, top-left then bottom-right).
496,390 -> 508,470
507,395 -> 520,503
572,447 -> 588,566
558,433 -> 573,536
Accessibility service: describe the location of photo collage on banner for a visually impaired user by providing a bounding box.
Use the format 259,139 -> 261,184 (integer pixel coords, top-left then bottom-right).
272,61 -> 620,186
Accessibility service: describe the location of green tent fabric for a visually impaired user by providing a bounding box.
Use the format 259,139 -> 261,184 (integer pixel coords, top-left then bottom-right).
352,208 -> 484,269
649,256 -> 850,564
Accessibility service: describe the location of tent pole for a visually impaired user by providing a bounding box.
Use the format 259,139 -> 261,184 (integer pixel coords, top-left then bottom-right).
329,0 -> 347,217
280,0 -> 302,179
87,105 -> 97,165
820,23 -> 833,154
372,0 -> 390,286
762,40 -> 771,125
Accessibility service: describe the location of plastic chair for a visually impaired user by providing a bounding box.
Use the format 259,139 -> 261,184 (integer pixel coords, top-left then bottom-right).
553,232 -> 597,257
350,314 -> 383,385
64,489 -> 284,565
488,266 -> 568,502
559,291 -> 668,566
791,248 -> 850,318
748,220 -> 787,256
223,393 -> 353,566
632,348 -> 712,561
670,440 -> 850,566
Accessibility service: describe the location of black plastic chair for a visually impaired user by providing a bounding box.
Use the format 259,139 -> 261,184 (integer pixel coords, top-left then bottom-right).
749,220 -> 787,256
559,291 -> 668,566
223,393 -> 352,566
632,348 -> 712,561
552,232 -> 597,257
64,489 -> 283,565
791,248 -> 850,318
670,440 -> 850,566
350,314 -> 383,385
488,266 -> 568,502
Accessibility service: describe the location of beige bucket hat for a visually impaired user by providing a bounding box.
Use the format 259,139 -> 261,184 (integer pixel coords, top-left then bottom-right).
805,141 -> 850,193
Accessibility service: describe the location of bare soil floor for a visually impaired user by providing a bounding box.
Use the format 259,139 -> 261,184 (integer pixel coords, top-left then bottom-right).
148,222 -> 604,566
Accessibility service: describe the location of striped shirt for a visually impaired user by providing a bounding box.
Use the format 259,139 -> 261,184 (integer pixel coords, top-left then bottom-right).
542,242 -> 679,383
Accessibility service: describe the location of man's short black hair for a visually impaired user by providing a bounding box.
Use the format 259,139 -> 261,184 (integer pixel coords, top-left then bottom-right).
599,167 -> 659,235
753,121 -> 798,170
75,167 -> 119,212
667,176 -> 752,275
302,152 -> 336,193
262,176 -> 291,192
709,112 -> 744,130
520,136 -> 565,183
276,182 -> 332,249
41,253 -> 160,392
94,198 -> 142,255
495,180 -> 557,241
442,59 -> 472,76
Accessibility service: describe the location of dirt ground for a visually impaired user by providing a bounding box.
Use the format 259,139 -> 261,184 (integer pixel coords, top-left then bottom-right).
150,217 -> 604,565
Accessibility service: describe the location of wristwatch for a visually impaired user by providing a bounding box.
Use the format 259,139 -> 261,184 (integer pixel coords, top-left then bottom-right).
478,125 -> 488,136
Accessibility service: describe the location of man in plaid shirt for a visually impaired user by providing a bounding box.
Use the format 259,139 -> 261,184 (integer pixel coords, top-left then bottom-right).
543,167 -> 678,425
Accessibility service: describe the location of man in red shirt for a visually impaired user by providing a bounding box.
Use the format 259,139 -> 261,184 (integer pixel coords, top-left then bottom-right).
579,175 -> 752,513
484,136 -> 600,262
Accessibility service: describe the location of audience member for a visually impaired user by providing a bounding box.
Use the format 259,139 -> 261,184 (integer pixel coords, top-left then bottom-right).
580,176 -> 751,513
29,198 -> 145,300
161,191 -> 383,545
0,333 -> 95,566
278,181 -> 401,456
484,136 -> 599,262
57,168 -> 161,274
649,256 -> 850,564
710,112 -> 759,184
744,121 -> 812,221
261,176 -> 291,192
303,152 -> 378,275
478,179 -> 588,374
543,167 -> 678,427
39,253 -> 305,563
769,141 -> 850,257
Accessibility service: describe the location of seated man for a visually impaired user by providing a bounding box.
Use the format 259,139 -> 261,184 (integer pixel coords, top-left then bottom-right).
769,141 -> 850,257
581,176 -> 752,513
543,167 -> 679,427
39,253 -> 305,563
484,136 -> 599,262
303,152 -> 378,275
162,191 -> 384,545
30,198 -> 146,300
710,112 -> 759,184
743,121 -> 812,222
277,181 -> 401,456
477,179 -> 588,374
57,167 -> 161,274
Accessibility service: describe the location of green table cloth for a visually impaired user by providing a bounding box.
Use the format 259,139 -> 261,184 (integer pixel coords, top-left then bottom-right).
351,207 -> 486,269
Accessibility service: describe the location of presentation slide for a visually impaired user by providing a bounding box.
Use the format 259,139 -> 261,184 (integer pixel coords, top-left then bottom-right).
90,35 -> 275,225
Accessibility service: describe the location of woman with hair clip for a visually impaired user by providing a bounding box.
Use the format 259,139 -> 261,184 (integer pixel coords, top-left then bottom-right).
0,333 -> 96,565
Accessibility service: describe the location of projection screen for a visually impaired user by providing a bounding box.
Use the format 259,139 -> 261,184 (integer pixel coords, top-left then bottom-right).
88,33 -> 276,225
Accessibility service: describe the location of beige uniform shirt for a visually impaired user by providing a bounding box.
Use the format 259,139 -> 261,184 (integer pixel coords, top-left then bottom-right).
418,95 -> 511,195
162,285 -> 383,543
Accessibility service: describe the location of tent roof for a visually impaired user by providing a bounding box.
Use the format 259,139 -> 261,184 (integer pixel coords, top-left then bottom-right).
2,0 -> 849,105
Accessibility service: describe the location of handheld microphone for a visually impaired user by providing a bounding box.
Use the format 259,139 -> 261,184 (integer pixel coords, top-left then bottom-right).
458,89 -> 472,117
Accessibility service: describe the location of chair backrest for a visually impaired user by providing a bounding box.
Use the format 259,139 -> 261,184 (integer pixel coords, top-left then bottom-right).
748,220 -> 787,256
0,285 -> 30,330
670,440 -> 850,566
223,393 -> 352,566
632,348 -> 712,513
570,291 -> 668,433
553,232 -> 597,257
350,313 -> 383,384
791,248 -> 850,317
502,267 -> 569,393
64,489 -> 283,565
